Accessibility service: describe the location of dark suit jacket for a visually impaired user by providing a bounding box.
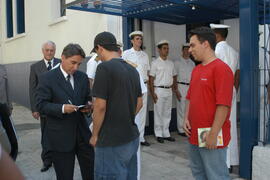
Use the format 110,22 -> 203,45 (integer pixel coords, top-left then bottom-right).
29,58 -> 61,112
36,66 -> 91,152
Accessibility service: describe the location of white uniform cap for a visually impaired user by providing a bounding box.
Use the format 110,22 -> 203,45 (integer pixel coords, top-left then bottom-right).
182,43 -> 190,47
129,31 -> 143,38
156,40 -> 169,46
210,23 -> 230,29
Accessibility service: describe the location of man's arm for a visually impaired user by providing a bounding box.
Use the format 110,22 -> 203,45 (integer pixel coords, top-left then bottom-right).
173,75 -> 181,101
149,76 -> 158,104
135,97 -> 143,115
89,98 -> 106,147
183,100 -> 191,137
234,69 -> 240,91
29,65 -> 40,119
206,105 -> 230,149
0,147 -> 25,180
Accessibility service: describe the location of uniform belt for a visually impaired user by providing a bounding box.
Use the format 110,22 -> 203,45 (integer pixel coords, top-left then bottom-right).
177,82 -> 190,85
154,86 -> 171,89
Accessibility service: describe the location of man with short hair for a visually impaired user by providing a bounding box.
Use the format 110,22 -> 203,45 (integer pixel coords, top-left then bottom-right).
174,43 -> 195,137
210,23 -> 240,169
36,43 -> 94,179
90,31 -> 142,180
29,41 -> 61,172
184,27 -> 233,180
122,31 -> 150,146
149,40 -> 177,143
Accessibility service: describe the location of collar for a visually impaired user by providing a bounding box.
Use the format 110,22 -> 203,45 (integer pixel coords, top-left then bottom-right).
60,65 -> 70,79
43,58 -> 54,65
158,56 -> 168,61
131,47 -> 142,53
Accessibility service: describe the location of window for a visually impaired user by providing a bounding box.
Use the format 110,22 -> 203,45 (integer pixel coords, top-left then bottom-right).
6,0 -> 13,38
16,0 -> 25,34
51,0 -> 66,20
5,0 -> 25,38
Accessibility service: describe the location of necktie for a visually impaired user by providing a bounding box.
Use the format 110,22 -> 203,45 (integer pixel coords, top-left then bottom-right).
66,74 -> 73,89
47,61 -> 52,71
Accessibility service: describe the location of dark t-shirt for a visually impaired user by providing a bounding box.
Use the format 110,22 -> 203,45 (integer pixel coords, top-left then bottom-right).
92,58 -> 142,147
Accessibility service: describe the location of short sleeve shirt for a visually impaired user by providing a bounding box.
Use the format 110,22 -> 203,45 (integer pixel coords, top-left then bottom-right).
186,59 -> 234,148
86,56 -> 101,79
149,57 -> 177,86
122,48 -> 150,82
174,58 -> 195,83
92,58 -> 142,147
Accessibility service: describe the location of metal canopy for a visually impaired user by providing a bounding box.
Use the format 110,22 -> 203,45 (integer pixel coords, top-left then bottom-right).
66,0 -> 239,25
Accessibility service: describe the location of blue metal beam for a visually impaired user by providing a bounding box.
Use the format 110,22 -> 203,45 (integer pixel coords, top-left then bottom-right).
239,0 -> 259,179
122,17 -> 134,50
67,6 -> 122,16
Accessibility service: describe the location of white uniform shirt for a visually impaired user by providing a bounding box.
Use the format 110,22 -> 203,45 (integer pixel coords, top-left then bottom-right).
122,48 -> 150,82
149,57 -> 177,86
215,41 -> 239,74
86,57 -> 101,79
174,58 -> 195,83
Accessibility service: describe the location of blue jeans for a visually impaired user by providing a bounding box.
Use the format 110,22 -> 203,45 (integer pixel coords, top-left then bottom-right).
94,138 -> 139,180
188,143 -> 230,180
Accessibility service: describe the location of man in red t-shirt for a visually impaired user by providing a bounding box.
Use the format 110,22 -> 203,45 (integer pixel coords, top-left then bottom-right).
183,27 -> 233,180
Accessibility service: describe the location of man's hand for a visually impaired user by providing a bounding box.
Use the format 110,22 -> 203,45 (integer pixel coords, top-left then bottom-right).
80,101 -> 93,113
64,104 -> 78,114
183,119 -> 191,137
205,132 -> 217,150
32,112 -> 40,120
175,90 -> 181,101
89,135 -> 98,147
152,93 -> 158,104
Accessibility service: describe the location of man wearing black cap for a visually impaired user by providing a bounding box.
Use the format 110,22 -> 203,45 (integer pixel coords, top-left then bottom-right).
90,32 -> 143,179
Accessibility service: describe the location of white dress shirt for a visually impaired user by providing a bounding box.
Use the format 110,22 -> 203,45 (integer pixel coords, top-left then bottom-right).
86,54 -> 101,79
122,47 -> 150,82
44,58 -> 55,69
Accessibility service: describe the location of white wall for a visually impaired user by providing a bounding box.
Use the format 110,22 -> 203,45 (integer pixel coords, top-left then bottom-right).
153,22 -> 186,61
0,0 -> 109,64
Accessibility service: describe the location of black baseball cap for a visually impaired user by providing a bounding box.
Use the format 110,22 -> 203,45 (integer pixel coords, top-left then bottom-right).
91,31 -> 120,53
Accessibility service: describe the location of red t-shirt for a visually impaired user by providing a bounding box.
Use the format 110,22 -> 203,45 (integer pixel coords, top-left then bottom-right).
186,59 -> 234,148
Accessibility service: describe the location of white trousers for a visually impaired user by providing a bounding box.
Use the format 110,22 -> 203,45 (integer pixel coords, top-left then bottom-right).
135,93 -> 148,142
176,84 -> 189,133
134,94 -> 147,180
226,88 -> 239,167
154,92 -> 173,137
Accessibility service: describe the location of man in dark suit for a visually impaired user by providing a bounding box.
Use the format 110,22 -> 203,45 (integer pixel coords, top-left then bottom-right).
36,43 -> 94,180
29,41 -> 61,172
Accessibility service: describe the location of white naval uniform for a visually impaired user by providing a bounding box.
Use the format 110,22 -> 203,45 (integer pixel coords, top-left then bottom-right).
215,41 -> 239,167
122,47 -> 150,143
174,58 -> 195,133
86,55 -> 101,80
149,57 -> 177,138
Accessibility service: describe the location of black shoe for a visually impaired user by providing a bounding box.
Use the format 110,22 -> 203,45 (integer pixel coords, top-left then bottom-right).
140,141 -> 150,146
40,164 -> 52,172
156,137 -> 164,143
164,137 -> 176,142
178,132 -> 187,137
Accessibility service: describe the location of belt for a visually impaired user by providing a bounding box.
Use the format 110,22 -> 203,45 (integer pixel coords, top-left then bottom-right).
144,81 -> 148,84
177,82 -> 190,85
154,86 -> 171,89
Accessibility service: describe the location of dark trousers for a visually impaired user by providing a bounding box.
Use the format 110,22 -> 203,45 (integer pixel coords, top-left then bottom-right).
52,131 -> 94,180
40,116 -> 52,165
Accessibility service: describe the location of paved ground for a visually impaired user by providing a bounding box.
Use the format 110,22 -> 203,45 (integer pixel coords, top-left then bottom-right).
11,103 -> 243,180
